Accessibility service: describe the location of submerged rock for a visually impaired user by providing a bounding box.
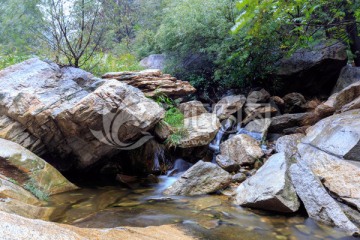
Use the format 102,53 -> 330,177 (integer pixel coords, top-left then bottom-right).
178,113 -> 221,148
235,153 -> 300,213
102,69 -> 196,98
0,58 -> 165,168
164,161 -> 231,196
220,134 -> 264,166
213,95 -> 246,120
0,138 -> 77,195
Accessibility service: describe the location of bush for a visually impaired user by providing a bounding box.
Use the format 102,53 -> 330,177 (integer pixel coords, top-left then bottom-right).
81,52 -> 144,76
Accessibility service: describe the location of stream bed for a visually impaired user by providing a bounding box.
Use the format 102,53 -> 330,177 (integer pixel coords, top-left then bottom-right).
45,176 -> 354,240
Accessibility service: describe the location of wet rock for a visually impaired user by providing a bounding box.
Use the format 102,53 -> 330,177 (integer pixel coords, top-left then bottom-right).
289,160 -> 359,236
0,58 -> 165,169
0,211 -> 194,240
164,161 -> 231,196
247,89 -> 271,103
179,100 -> 208,118
275,133 -> 304,158
235,153 -> 300,213
139,54 -> 165,70
178,113 -> 221,148
269,112 -> 313,134
244,118 -> 272,140
232,173 -> 247,183
102,69 -> 196,98
276,42 -> 347,95
220,134 -> 264,166
213,95 -> 246,120
332,65 -> 360,93
283,93 -> 306,113
0,138 -> 77,195
215,155 -> 240,173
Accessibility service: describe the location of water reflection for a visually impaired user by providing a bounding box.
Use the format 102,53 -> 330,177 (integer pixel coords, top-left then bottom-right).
46,176 -> 354,240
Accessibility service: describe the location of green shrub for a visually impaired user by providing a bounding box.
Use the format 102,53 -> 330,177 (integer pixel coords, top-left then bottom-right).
81,52 -> 144,76
164,107 -> 184,128
165,127 -> 189,148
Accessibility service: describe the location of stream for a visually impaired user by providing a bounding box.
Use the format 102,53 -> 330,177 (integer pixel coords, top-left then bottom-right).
46,172 -> 353,240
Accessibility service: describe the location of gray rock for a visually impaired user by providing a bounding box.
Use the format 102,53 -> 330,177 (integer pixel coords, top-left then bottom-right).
332,65 -> 360,93
139,54 -> 166,70
235,153 -> 300,213
215,155 -> 240,173
275,133 -> 304,158
0,58 -> 165,168
178,113 -> 221,148
301,109 -> 360,161
220,134 -> 264,166
247,89 -> 271,103
289,160 -> 359,236
213,95 -> 246,120
232,173 -> 247,183
269,112 -> 313,134
245,118 -> 272,140
163,161 -> 231,196
179,100 -> 208,118
276,42 -> 347,95
283,93 -> 306,113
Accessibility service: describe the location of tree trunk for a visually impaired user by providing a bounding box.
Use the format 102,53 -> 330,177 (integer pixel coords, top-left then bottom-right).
345,11 -> 360,66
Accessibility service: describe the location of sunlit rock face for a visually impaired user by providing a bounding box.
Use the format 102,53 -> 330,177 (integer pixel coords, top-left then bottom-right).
0,58 -> 165,169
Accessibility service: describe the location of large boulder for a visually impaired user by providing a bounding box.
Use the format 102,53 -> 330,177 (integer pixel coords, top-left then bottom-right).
0,211 -> 193,240
247,89 -> 271,104
288,110 -> 360,236
0,138 -> 77,195
289,160 -> 359,236
220,134 -> 264,166
332,65 -> 360,93
178,113 -> 220,148
275,42 -> 348,95
244,118 -> 272,140
301,109 -> 360,161
235,153 -> 300,213
213,95 -> 246,120
0,58 -> 165,168
139,54 -> 165,70
179,100 -> 208,118
163,161 -> 231,196
102,69 -> 196,98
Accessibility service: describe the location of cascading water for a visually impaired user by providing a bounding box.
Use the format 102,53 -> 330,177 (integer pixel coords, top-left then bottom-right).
209,118 -> 235,152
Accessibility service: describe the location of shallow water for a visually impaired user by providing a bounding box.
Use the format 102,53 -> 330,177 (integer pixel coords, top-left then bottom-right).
46,176 -> 355,240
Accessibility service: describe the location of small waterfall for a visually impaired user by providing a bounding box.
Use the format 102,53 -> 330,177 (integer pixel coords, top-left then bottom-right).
234,123 -> 262,141
166,158 -> 193,177
209,118 -> 235,152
